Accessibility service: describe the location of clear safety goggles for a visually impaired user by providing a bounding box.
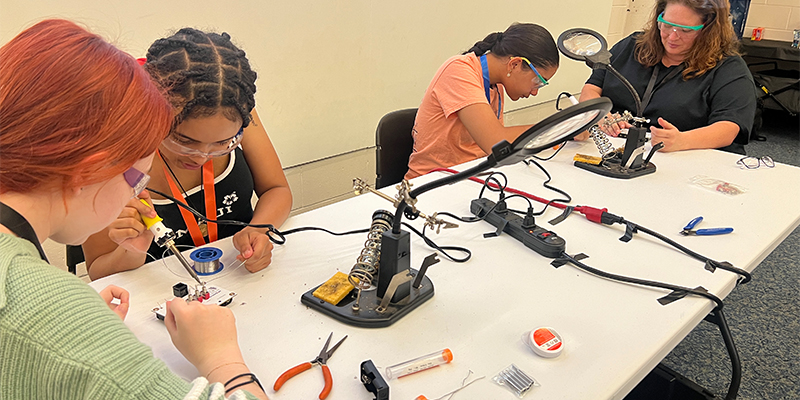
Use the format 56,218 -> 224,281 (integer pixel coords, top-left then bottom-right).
162,127 -> 244,158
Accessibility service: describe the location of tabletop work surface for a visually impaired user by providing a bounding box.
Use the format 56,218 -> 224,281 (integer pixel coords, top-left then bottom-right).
91,138 -> 800,399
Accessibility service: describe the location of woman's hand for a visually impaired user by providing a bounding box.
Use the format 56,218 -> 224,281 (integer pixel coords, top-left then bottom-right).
164,298 -> 245,376
597,112 -> 632,137
649,117 -> 684,152
107,191 -> 156,253
98,285 -> 130,320
232,226 -> 274,273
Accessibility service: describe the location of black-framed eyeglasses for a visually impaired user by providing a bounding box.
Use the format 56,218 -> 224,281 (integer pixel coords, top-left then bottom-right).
737,156 -> 774,169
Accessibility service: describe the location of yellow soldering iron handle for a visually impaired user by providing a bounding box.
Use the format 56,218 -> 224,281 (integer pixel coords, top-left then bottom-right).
138,198 -> 162,230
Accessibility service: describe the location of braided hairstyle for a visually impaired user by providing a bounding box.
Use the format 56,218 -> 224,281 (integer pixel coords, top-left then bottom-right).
144,28 -> 257,128
463,23 -> 559,71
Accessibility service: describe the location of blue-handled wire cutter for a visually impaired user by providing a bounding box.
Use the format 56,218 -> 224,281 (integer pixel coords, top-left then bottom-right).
680,216 -> 733,236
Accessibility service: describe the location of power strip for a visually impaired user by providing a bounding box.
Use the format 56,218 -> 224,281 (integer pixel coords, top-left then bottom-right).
470,198 -> 566,258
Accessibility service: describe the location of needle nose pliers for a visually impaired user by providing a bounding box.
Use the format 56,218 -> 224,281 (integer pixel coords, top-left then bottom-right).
273,332 -> 348,399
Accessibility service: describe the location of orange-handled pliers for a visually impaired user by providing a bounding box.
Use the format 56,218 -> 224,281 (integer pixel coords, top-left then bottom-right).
273,332 -> 347,399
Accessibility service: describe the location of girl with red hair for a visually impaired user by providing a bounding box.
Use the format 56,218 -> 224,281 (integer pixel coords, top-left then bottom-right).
0,19 -> 267,399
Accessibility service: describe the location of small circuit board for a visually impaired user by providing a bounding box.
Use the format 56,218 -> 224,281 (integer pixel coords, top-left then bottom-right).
153,282 -> 237,320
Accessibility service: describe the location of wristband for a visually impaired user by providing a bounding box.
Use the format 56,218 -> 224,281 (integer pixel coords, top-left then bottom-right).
225,373 -> 264,394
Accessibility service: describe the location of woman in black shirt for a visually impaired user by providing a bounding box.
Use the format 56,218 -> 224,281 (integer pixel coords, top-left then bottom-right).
578,0 -> 756,154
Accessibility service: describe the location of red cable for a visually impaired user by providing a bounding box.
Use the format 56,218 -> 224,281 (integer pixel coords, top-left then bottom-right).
428,167 -> 608,224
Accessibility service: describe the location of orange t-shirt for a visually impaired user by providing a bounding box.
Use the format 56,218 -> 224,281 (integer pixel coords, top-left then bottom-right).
405,53 -> 505,180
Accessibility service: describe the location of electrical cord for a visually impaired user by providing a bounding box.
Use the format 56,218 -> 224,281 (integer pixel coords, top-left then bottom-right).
520,158 -> 571,215
402,222 -> 471,263
599,213 -> 752,283
556,92 -> 574,111
280,226 -> 368,236
427,168 -> 749,283
146,187 -> 287,244
559,252 -> 724,310
528,139 -> 568,161
146,187 -> 471,263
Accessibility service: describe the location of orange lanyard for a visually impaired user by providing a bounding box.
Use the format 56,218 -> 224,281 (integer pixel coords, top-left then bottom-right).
161,158 -> 218,246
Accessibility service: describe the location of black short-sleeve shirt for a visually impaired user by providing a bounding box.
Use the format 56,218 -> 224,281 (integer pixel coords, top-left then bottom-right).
586,33 -> 757,151
147,147 -> 255,259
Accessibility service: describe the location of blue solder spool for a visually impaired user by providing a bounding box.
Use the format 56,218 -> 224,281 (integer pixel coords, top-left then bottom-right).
190,247 -> 224,276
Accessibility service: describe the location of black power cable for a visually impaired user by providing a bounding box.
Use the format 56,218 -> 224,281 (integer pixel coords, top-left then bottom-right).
145,187 -> 470,263
559,252 -> 724,310
599,212 -> 752,283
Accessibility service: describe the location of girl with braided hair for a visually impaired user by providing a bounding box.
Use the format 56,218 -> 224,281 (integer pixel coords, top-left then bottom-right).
405,23 -> 560,179
84,28 -> 291,280
1,19 -> 267,399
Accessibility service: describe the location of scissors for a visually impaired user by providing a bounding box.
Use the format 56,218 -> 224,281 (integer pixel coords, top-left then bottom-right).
680,216 -> 733,236
273,332 -> 348,399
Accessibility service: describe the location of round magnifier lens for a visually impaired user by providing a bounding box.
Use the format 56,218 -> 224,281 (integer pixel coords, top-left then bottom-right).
523,109 -> 601,150
562,33 -> 603,56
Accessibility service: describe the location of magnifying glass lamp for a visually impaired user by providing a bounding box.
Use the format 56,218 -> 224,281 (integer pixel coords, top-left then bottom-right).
301,98 -> 611,327
558,28 -> 659,179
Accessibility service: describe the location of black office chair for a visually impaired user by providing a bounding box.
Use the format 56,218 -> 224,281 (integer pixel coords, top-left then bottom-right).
66,245 -> 84,275
375,108 -> 417,189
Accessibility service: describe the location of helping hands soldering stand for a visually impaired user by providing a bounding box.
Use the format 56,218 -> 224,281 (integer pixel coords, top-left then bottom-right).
558,28 -> 661,179
300,179 -> 450,328
301,99 -> 612,327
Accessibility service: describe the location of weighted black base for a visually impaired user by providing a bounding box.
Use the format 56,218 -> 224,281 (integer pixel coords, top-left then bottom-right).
300,270 -> 434,328
575,159 -> 656,179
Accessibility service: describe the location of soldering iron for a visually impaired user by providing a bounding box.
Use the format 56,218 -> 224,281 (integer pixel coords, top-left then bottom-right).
138,199 -> 204,286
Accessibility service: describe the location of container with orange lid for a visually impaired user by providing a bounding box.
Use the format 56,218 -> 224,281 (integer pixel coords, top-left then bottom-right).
385,348 -> 453,380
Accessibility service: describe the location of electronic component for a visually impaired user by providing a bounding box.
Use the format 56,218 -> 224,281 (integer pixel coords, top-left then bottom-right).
360,360 -> 389,400
172,282 -> 188,297
470,198 -> 565,258
152,282 -> 236,320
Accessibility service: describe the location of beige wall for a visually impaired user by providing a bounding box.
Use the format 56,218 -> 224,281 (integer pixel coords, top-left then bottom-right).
608,0 -> 800,44
1,0 -> 619,273
746,0 -> 800,42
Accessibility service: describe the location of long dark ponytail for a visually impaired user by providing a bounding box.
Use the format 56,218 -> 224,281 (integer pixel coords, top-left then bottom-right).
464,23 -> 559,70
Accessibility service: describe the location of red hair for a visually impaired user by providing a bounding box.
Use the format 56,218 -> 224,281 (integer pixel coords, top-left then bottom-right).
0,19 -> 172,195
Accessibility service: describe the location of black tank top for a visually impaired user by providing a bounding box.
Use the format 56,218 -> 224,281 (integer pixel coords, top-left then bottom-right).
147,147 -> 254,259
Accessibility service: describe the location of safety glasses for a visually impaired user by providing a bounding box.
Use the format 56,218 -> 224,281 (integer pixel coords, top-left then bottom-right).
162,127 -> 244,158
123,167 -> 150,198
657,12 -> 704,37
518,57 -> 549,89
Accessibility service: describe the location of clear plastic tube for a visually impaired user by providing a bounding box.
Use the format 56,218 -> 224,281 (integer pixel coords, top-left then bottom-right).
385,348 -> 453,380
